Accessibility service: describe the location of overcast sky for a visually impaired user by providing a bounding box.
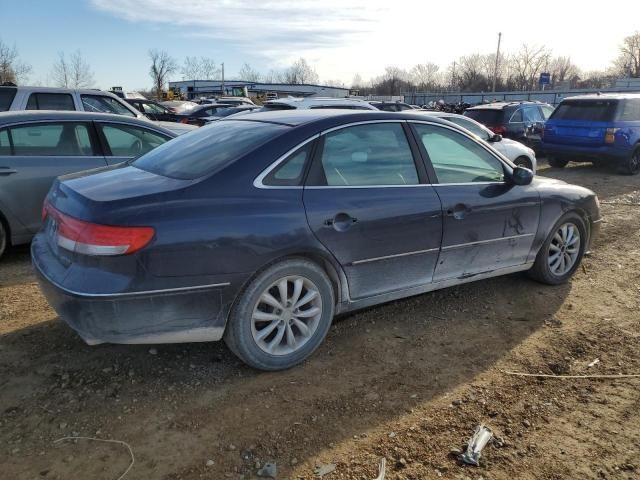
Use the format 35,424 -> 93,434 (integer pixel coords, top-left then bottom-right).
4,0 -> 639,89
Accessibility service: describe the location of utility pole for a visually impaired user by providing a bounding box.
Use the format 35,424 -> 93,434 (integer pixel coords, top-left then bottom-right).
221,62 -> 225,96
451,61 -> 456,92
492,32 -> 502,93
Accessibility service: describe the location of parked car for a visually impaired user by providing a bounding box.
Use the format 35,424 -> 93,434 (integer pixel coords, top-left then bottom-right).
0,111 -> 177,258
125,99 -> 180,122
33,110 -> 600,370
464,101 -> 555,151
414,111 -> 537,172
261,97 -> 377,111
1,85 -> 144,118
372,101 -> 417,112
176,103 -> 234,126
216,96 -> 256,106
543,94 -> 640,174
200,105 -> 261,123
160,100 -> 199,114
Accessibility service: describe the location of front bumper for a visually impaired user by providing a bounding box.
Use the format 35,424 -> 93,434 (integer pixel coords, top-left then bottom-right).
32,243 -> 229,345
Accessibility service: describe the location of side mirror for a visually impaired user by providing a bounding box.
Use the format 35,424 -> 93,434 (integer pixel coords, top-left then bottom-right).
489,134 -> 502,143
511,166 -> 533,185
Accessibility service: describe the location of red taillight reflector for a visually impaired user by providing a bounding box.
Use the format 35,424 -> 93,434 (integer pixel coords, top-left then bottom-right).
489,126 -> 506,135
44,202 -> 154,256
604,128 -> 618,144
179,117 -> 189,124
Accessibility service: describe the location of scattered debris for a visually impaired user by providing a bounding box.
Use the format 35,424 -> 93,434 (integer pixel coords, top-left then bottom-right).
257,462 -> 277,478
314,463 -> 336,477
587,358 -> 600,368
460,425 -> 493,466
53,436 -> 135,480
206,459 -> 214,467
373,458 -> 386,480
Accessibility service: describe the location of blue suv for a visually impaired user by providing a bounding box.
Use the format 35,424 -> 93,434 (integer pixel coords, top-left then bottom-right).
543,94 -> 640,174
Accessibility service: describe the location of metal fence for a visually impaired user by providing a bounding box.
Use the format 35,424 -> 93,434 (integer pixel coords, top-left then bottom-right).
404,86 -> 640,107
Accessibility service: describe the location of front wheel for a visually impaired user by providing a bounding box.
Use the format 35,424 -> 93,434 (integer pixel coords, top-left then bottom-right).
617,147 -> 640,175
224,259 -> 335,371
548,157 -> 568,168
528,213 -> 587,285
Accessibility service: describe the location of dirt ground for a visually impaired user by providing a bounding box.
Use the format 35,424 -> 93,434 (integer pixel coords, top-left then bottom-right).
1,162 -> 639,480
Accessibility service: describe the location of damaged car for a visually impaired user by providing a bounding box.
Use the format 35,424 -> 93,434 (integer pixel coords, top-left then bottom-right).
32,110 -> 601,370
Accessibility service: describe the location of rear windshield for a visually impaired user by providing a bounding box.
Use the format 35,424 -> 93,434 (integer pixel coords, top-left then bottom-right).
464,109 -> 503,125
0,87 -> 17,111
132,120 -> 288,180
550,100 -> 618,122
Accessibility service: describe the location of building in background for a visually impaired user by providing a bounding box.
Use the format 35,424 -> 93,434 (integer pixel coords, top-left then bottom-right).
168,80 -> 350,101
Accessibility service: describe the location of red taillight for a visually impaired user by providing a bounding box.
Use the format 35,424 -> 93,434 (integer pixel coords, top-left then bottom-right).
489,126 -> 506,135
179,117 -> 189,124
43,202 -> 154,256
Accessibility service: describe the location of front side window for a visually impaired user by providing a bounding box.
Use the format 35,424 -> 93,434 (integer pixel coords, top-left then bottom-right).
143,102 -> 168,114
99,124 -> 169,156
0,129 -> 10,155
509,109 -> 523,123
263,142 -> 314,186
541,105 -> 555,119
9,122 -> 93,156
618,99 -> 640,122
414,123 -> 505,184
26,93 -> 75,111
133,120 -> 289,180
81,95 -> 135,116
444,116 -> 491,141
524,106 -> 543,122
317,123 -> 419,186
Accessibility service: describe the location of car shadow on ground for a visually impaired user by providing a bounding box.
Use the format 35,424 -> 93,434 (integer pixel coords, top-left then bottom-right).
1,270 -> 573,479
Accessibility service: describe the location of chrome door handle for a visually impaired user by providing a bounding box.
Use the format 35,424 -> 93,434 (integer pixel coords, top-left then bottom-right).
325,213 -> 357,231
447,204 -> 471,220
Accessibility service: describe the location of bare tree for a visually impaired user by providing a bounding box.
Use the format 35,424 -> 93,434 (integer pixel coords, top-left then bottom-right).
456,54 -> 488,91
351,73 -> 363,89
510,44 -> 552,90
614,32 -> 640,77
238,63 -> 261,82
181,56 -> 202,80
262,69 -> 280,83
199,58 -> 220,79
410,63 -> 440,90
323,79 -> 346,88
282,58 -> 319,84
0,39 -> 31,84
149,49 -> 177,98
51,50 -> 94,89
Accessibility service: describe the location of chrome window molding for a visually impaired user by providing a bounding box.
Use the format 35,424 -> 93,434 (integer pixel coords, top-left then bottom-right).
351,247 -> 439,266
441,233 -> 534,251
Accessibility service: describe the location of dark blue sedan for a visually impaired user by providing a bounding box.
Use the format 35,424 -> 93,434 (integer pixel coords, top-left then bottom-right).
32,110 -> 601,370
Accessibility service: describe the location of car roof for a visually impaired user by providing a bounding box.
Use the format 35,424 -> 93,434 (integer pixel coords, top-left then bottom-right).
468,101 -> 548,110
223,109 -> 455,129
561,93 -> 640,102
264,96 -> 376,109
0,110 -> 176,135
0,85 -> 119,96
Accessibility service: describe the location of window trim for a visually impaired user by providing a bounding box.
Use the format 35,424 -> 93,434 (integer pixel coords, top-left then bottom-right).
253,134 -> 320,189
508,108 -> 524,124
0,119 -> 102,157
407,120 -> 513,186
94,120 -> 173,157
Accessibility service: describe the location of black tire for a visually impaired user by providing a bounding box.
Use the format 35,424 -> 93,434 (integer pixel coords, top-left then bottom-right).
617,147 -> 640,175
548,157 -> 568,168
224,258 -> 335,371
528,212 -> 587,285
514,156 -> 533,170
0,220 -> 7,260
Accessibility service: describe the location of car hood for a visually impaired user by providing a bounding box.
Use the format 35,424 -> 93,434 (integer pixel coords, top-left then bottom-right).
531,175 -> 567,186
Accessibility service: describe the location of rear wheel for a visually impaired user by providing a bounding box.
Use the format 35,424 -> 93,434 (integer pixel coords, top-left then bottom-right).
514,156 -> 533,170
224,259 -> 335,370
528,213 -> 586,285
617,147 -> 640,175
0,221 -> 6,260
548,157 -> 568,168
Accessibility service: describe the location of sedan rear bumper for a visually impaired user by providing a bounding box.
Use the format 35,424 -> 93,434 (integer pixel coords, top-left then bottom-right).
32,246 -> 229,345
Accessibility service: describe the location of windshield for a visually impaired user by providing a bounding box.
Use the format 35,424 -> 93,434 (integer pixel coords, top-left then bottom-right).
132,120 -> 289,180
464,109 -> 503,125
550,100 -> 618,122
444,116 -> 491,140
81,95 -> 136,116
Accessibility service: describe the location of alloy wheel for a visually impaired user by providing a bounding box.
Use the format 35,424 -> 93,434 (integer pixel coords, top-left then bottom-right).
251,275 -> 323,356
548,223 -> 581,277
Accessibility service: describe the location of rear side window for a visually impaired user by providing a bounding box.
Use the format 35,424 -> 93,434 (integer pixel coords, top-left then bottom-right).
99,124 -> 169,156
315,123 -> 419,186
509,109 -> 523,123
0,129 -> 10,155
81,95 -> 135,116
523,107 -> 544,122
26,93 -> 75,111
0,88 -> 17,111
263,142 -> 314,186
464,109 -> 503,125
618,99 -> 640,122
551,100 -> 618,122
133,120 -> 289,180
9,122 -> 93,156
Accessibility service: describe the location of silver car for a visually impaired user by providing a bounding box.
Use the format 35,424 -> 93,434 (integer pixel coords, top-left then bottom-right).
0,111 -> 177,258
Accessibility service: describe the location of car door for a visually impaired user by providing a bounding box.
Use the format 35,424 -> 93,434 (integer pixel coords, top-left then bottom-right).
95,122 -> 172,165
507,107 -> 526,142
303,121 -> 443,300
0,121 -> 106,234
410,121 -> 540,282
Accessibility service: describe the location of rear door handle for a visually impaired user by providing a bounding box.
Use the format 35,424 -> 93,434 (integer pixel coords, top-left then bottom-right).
447,203 -> 471,220
324,213 -> 358,231
0,167 -> 17,176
